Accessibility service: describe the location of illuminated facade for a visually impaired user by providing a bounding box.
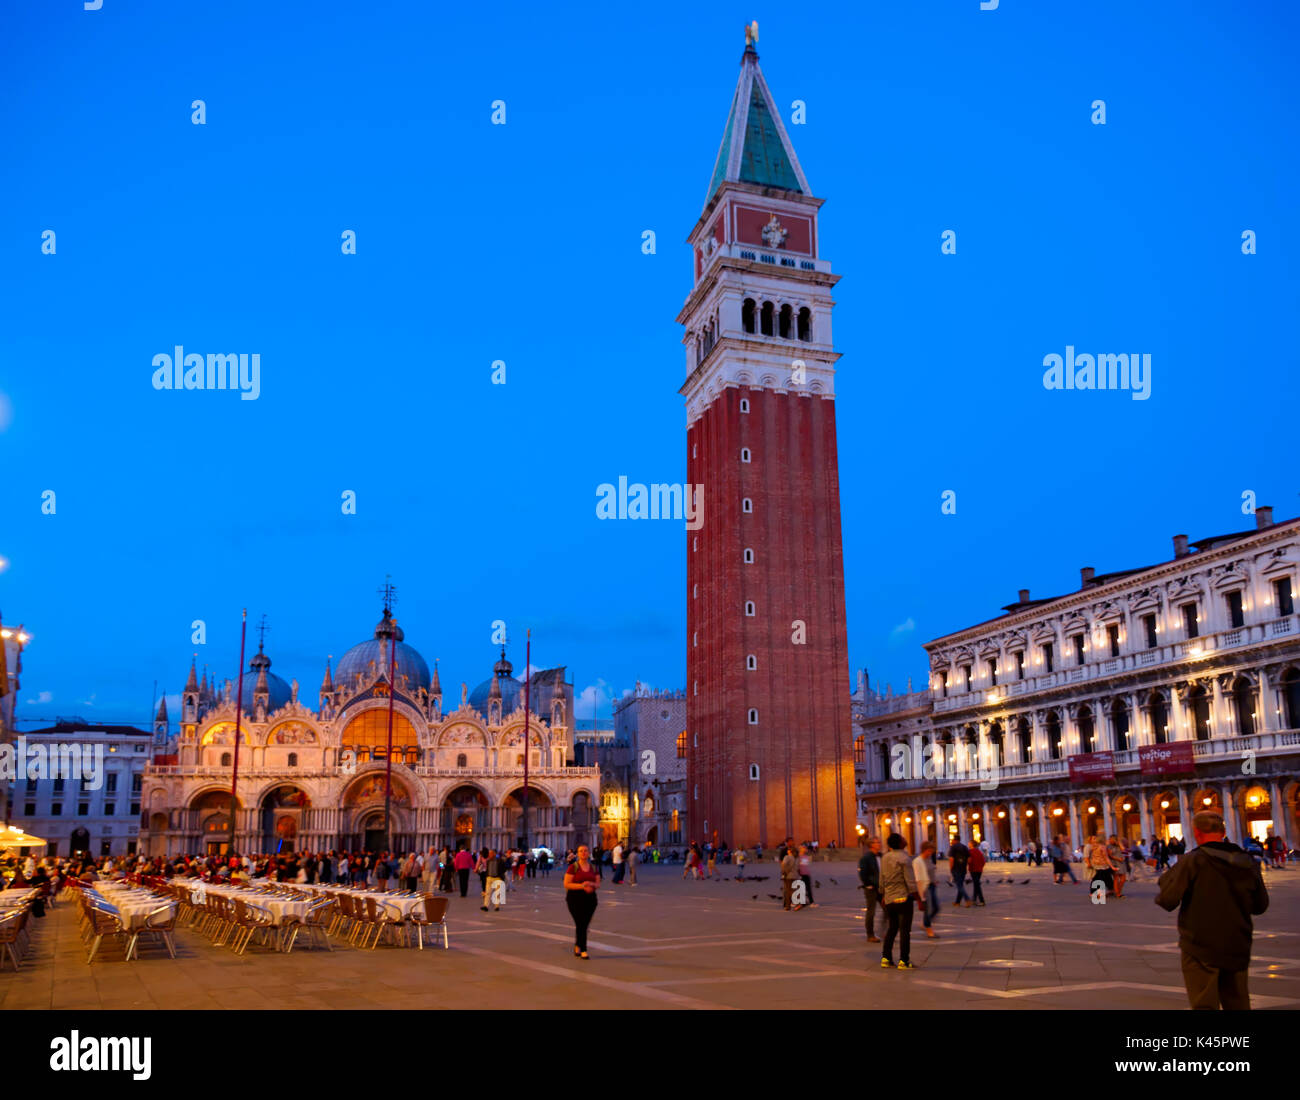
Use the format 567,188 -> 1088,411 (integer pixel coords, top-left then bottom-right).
857,509 -> 1300,855
614,686 -> 688,846
140,608 -> 600,856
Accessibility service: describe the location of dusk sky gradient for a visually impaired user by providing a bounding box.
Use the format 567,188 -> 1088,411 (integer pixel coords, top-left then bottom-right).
2,1 -> 1297,726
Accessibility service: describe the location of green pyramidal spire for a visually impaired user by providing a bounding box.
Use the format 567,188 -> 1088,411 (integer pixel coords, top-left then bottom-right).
706,40 -> 809,205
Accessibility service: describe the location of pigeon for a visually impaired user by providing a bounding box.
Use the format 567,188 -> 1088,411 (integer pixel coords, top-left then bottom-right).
751,895 -> 759,900
815,881 -> 822,889
768,894 -> 782,899
829,877 -> 838,886
1021,879 -> 1030,885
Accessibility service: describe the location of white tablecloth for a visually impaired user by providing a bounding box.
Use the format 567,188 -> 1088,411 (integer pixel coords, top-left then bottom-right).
182,882 -> 311,926
93,884 -> 176,931
0,889 -> 38,909
292,883 -> 425,920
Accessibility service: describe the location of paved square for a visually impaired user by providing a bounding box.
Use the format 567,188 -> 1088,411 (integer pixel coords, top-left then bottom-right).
4,860 -> 1298,1010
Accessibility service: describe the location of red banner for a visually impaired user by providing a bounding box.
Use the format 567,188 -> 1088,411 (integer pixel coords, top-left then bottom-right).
1068,751 -> 1115,784
1139,740 -> 1195,776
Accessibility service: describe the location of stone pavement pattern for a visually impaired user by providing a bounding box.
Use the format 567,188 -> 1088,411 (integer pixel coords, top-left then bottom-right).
3,861 -> 1298,1010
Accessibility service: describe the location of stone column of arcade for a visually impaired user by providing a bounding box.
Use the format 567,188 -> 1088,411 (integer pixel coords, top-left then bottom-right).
1138,791 -> 1154,844
1269,779 -> 1291,850
1067,799 -> 1082,853
1175,786 -> 1192,840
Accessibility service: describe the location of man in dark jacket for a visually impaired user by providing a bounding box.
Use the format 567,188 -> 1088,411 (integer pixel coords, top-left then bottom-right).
858,835 -> 883,942
948,838 -> 971,906
1156,811 -> 1269,1010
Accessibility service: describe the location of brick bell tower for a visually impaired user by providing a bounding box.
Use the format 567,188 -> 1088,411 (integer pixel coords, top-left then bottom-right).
681,28 -> 855,850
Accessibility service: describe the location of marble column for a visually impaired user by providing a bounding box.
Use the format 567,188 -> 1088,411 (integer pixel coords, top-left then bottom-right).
1138,790 -> 1153,843
1269,779 -> 1291,849
1259,667 -> 1276,733
1168,685 -> 1184,742
1067,798 -> 1082,852
1210,677 -> 1227,738
1175,786 -> 1192,840
1008,808 -> 1022,852
1100,797 -> 1114,840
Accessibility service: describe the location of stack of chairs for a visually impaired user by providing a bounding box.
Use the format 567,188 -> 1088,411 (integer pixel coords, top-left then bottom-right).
0,906 -> 31,970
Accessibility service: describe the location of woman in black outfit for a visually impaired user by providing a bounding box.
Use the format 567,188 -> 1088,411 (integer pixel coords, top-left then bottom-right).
564,843 -> 601,959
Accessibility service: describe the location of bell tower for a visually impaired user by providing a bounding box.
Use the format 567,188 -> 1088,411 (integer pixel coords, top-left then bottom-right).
681,28 -> 855,848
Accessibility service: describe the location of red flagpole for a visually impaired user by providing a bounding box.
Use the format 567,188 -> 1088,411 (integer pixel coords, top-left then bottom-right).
230,609 -> 247,858
384,620 -> 397,855
522,630 -> 531,851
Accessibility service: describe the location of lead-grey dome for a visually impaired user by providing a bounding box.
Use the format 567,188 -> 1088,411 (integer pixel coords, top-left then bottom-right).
335,609 -> 432,694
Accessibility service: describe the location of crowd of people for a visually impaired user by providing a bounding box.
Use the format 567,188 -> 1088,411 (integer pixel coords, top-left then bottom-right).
3,820 -> 1288,1007
854,818 -> 1278,1009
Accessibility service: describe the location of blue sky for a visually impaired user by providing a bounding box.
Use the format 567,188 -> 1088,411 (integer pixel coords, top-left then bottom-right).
1,1 -> 1297,726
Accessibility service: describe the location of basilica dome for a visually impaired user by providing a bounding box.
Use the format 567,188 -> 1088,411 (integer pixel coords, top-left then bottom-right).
334,609 -> 432,694
238,647 -> 294,713
468,648 -> 523,719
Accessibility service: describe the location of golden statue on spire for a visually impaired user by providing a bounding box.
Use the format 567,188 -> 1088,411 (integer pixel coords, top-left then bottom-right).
745,20 -> 759,47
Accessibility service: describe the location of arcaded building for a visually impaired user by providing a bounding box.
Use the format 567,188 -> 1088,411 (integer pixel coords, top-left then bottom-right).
140,607 -> 600,856
857,509 -> 1300,855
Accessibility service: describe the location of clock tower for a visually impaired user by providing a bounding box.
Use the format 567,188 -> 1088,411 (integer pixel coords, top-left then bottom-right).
680,32 -> 855,848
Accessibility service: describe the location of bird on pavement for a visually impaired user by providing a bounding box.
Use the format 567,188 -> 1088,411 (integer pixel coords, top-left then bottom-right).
1021,879 -> 1030,884
829,877 -> 838,885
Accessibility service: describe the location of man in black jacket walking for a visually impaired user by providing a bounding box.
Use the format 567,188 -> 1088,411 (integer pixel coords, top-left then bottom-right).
858,836 -> 883,943
1155,811 -> 1269,1010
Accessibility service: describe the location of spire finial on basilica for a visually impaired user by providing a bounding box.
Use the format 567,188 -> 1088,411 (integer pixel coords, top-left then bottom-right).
185,656 -> 199,693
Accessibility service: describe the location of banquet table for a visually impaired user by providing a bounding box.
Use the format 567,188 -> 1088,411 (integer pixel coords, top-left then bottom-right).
181,882 -> 312,927
0,888 -> 38,909
92,883 -> 177,931
288,883 -> 426,920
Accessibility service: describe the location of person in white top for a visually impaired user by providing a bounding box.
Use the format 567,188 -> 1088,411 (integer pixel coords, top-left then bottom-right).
912,841 -> 940,939
612,843 -> 626,885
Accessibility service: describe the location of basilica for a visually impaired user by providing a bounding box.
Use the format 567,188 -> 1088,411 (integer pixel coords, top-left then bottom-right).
139,608 -> 600,857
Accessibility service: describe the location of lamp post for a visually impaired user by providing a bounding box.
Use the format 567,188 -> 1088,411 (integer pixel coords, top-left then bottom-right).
521,630 -> 531,852
383,619 -> 397,856
230,609 -> 248,857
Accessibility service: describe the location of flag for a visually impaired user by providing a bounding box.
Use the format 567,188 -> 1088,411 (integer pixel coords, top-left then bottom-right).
0,613 -> 9,700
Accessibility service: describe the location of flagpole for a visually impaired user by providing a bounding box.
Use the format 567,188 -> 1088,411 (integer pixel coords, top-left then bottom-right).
522,630 -> 531,852
384,619 -> 397,856
230,609 -> 247,858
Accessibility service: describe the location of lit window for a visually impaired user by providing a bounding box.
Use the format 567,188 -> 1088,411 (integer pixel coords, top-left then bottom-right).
676,731 -> 687,758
